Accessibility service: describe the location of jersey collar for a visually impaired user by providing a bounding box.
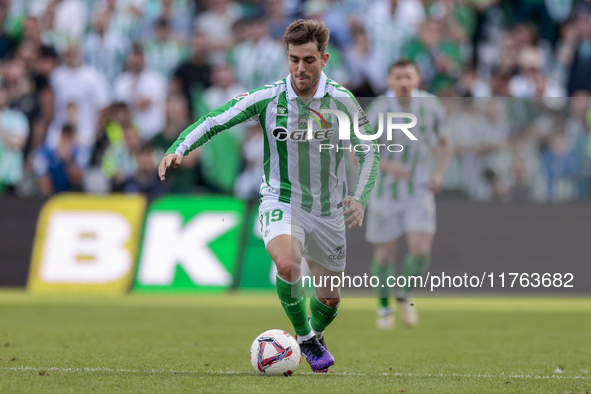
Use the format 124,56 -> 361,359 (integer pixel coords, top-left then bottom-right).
286,71 -> 328,101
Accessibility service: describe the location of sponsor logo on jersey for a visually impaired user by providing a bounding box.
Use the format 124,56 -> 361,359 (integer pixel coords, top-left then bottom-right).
272,127 -> 289,141
271,127 -> 336,142
273,106 -> 336,142
277,106 -> 287,116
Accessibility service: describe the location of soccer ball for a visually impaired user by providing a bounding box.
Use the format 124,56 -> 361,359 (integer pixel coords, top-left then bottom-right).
250,329 -> 301,376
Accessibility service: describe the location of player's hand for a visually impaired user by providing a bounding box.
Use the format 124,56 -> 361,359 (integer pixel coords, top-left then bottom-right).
428,172 -> 444,194
158,153 -> 183,181
343,196 -> 364,229
383,161 -> 411,180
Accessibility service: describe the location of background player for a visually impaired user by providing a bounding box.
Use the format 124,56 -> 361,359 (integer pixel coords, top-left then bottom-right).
159,19 -> 378,372
365,59 -> 452,329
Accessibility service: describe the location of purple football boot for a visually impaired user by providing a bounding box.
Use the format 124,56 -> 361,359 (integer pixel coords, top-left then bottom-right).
297,336 -> 335,373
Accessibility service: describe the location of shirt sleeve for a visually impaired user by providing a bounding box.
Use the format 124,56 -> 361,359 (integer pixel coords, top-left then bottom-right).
167,88 -> 276,156
334,92 -> 380,209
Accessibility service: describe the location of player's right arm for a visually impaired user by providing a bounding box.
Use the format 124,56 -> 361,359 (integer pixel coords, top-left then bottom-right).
365,97 -> 410,181
159,88 -> 276,180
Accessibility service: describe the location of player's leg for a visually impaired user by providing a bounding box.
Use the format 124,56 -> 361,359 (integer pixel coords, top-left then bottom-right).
265,206 -> 335,373
401,232 -> 434,295
294,212 -> 345,372
307,259 -> 341,345
396,232 -> 433,327
267,234 -> 313,340
372,240 -> 397,329
366,200 -> 403,329
397,194 -> 436,327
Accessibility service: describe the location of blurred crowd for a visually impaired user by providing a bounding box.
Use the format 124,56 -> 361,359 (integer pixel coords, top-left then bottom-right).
0,0 -> 590,202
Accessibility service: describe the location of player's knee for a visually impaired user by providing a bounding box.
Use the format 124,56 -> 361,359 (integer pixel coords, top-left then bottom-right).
373,249 -> 392,265
411,247 -> 430,259
318,297 -> 340,309
275,255 -> 300,282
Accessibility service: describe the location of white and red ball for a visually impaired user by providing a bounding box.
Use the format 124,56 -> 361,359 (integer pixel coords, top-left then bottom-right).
250,329 -> 301,376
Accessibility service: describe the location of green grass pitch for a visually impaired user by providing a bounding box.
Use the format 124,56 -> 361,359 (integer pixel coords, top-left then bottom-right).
0,290 -> 590,393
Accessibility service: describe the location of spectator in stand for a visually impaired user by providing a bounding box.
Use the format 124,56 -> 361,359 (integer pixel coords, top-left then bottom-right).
95,0 -> 145,42
194,0 -> 242,65
171,31 -> 212,121
151,93 -> 199,193
32,123 -> 87,196
144,17 -> 188,78
557,4 -> 591,96
50,0 -> 88,45
494,32 -> 520,77
345,27 -> 384,96
234,122 -> 264,200
26,45 -> 57,156
0,0 -> 17,58
46,45 -> 111,150
114,44 -> 167,141
38,0 -> 88,54
489,68 -> 512,97
0,84 -> 29,194
364,0 -> 424,88
454,67 -> 491,97
123,143 -> 167,198
3,57 -> 42,158
194,64 -> 245,193
21,15 -> 42,49
265,0 -> 292,42
402,18 -> 463,94
509,46 -> 566,109
509,132 -> 544,202
82,10 -> 130,86
101,121 -> 142,191
1,0 -> 25,46
92,101 -> 134,166
141,0 -> 192,42
426,0 -> 475,45
227,16 -> 286,90
542,124 -> 582,202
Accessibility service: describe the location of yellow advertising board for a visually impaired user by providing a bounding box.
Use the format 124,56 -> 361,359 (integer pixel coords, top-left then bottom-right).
28,194 -> 146,294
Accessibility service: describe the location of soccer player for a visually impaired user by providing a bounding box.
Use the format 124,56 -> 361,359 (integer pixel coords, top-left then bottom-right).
365,59 -> 451,329
158,19 -> 379,372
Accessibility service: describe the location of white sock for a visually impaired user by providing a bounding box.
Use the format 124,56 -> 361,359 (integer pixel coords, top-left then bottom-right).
378,306 -> 392,317
314,330 -> 324,339
296,332 -> 315,344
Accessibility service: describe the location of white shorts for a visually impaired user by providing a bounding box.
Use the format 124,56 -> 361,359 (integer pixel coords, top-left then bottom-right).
365,192 -> 436,244
259,201 -> 346,272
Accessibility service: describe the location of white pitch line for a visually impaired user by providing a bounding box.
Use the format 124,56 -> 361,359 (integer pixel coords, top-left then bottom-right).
2,366 -> 590,379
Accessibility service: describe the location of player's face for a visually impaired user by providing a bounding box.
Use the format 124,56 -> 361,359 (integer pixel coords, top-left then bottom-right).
388,65 -> 420,98
287,42 -> 329,94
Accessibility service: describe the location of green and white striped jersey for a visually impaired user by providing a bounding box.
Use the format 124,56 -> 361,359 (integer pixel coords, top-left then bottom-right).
167,72 -> 379,216
368,89 -> 446,202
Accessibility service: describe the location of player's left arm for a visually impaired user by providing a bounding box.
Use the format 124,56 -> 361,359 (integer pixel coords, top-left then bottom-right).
341,95 -> 379,228
428,101 -> 453,194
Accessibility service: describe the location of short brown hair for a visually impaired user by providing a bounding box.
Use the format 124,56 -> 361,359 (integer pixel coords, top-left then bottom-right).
284,19 -> 330,55
388,59 -> 419,74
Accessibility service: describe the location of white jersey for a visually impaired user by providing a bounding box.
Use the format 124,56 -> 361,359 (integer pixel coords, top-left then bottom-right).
368,89 -> 446,202
169,72 -> 379,217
